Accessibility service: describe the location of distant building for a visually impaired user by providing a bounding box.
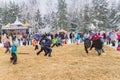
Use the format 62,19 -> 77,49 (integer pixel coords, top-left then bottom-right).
2,17 -> 32,35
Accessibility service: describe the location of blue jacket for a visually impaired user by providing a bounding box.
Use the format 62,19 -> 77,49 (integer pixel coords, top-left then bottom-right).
11,45 -> 17,54
76,34 -> 80,40
44,38 -> 52,46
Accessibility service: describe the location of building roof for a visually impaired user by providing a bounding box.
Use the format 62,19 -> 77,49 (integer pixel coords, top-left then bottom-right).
11,17 -> 23,26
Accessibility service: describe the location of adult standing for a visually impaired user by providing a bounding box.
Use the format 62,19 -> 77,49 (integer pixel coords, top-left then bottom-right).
76,33 -> 81,45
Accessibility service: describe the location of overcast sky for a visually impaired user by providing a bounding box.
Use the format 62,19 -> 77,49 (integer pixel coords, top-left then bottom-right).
0,0 -> 119,14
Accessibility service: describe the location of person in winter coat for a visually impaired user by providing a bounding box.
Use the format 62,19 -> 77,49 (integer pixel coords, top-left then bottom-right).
90,34 -> 104,56
84,38 -> 91,53
56,36 -> 63,47
110,31 -> 117,46
10,43 -> 17,65
76,33 -> 81,45
117,32 -> 120,43
117,32 -> 120,51
44,37 -> 52,57
5,41 -> 11,53
32,38 -> 38,50
36,40 -> 46,55
51,38 -> 58,48
4,36 -> 11,53
36,34 -> 46,55
69,32 -> 73,43
37,34 -> 52,57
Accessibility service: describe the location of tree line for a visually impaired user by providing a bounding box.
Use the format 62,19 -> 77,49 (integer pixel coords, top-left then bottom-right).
0,0 -> 120,33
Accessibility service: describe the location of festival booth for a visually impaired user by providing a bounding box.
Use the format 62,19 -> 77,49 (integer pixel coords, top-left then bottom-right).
2,17 -> 32,35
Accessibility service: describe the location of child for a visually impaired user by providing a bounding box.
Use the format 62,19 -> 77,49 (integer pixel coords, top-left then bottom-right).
4,41 -> 11,53
36,39 -> 46,55
51,38 -> 57,48
44,37 -> 52,57
32,38 -> 38,50
56,37 -> 63,47
10,43 -> 17,65
4,36 -> 11,53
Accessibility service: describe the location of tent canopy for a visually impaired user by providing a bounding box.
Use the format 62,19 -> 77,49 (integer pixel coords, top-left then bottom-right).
58,29 -> 67,33
11,17 -> 23,26
23,22 -> 31,27
5,23 -> 11,27
2,26 -> 28,30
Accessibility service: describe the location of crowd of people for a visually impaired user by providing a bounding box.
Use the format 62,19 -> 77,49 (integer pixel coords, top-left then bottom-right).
1,30 -> 120,65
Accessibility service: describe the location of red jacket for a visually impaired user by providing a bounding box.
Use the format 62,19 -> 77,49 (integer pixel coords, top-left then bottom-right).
118,34 -> 120,40
92,35 -> 100,41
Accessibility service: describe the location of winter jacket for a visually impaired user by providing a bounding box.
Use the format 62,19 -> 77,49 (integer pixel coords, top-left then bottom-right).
52,38 -> 57,44
92,35 -> 100,41
11,45 -> 17,54
44,38 -> 52,46
76,34 -> 80,40
4,41 -> 11,48
32,39 -> 37,46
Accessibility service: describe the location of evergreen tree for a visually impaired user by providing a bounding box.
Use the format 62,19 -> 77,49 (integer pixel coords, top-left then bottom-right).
117,1 -> 120,11
83,3 -> 91,32
46,0 -> 58,31
20,2 -> 30,23
34,9 -> 43,32
0,8 -> 3,24
57,0 -> 68,30
109,3 -> 118,28
113,3 -> 120,28
2,1 -> 21,24
50,12 -> 58,31
77,9 -> 84,32
92,0 -> 109,30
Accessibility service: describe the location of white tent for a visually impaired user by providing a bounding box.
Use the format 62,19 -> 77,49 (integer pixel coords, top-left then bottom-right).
2,18 -> 27,30
11,17 -> 23,26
